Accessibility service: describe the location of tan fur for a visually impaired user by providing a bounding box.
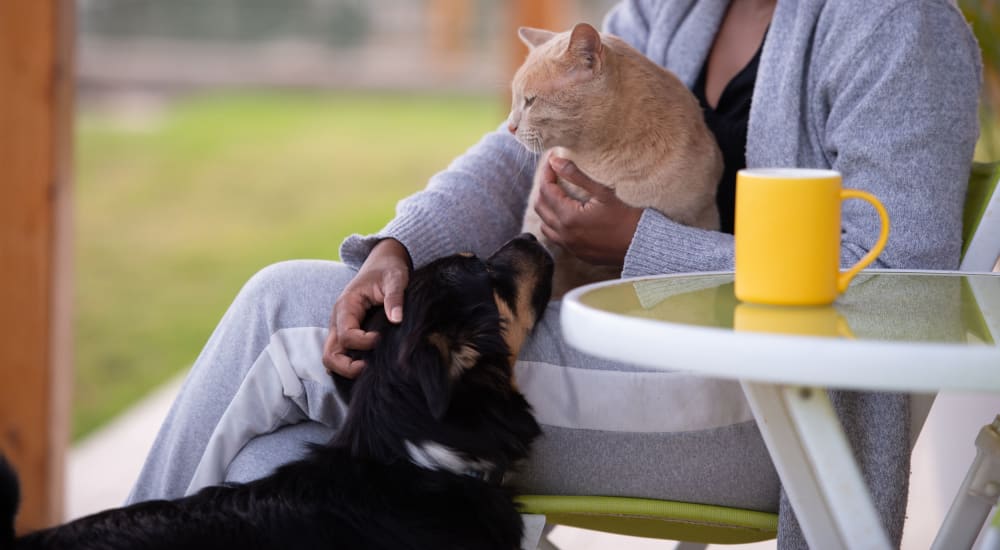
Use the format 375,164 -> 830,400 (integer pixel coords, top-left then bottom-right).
494,275 -> 537,391
427,332 -> 481,380
509,23 -> 723,298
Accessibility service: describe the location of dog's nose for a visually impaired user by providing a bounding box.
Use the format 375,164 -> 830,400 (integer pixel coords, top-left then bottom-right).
518,232 -> 538,242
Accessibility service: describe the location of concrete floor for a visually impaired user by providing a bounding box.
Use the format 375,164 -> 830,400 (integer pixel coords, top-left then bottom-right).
66,378 -> 999,549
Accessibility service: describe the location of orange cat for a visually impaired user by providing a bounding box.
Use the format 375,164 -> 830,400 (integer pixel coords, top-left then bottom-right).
508,23 -> 722,298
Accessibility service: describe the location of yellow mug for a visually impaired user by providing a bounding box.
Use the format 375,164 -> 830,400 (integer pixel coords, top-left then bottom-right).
734,168 -> 890,306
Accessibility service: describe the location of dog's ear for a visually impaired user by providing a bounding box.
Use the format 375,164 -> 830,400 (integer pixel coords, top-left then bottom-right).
402,332 -> 480,420
415,353 -> 451,420
428,334 -> 482,419
399,333 -> 451,420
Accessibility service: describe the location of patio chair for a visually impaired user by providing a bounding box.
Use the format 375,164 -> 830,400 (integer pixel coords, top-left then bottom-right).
517,160 -> 1000,549
961,161 -> 1000,272
930,160 -> 1000,549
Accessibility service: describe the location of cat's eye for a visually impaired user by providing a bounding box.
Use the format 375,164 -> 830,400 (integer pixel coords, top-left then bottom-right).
524,96 -> 536,108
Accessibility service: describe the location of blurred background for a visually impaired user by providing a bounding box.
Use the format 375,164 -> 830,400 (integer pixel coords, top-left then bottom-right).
68,2 -> 1000,547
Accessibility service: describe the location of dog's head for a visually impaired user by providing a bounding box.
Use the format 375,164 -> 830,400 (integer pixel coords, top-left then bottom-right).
333,234 -> 553,480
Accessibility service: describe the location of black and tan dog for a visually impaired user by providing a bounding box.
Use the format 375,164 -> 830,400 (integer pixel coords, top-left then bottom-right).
1,234 -> 554,550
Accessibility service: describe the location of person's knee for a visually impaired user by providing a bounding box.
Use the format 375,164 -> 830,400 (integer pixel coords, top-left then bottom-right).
243,260 -> 311,295
225,422 -> 334,484
238,260 -> 354,306
224,260 -> 356,330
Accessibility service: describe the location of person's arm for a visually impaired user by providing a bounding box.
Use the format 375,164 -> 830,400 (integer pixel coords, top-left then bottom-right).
623,212 -> 734,276
817,1 -> 981,270
339,128 -> 536,271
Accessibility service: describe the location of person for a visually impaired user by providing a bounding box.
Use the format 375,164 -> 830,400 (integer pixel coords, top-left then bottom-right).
127,0 -> 982,547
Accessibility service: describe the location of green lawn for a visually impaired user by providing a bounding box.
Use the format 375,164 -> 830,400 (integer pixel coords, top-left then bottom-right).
74,91 -> 503,440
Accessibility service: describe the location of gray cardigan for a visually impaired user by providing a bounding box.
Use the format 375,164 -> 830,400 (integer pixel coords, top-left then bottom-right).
342,0 -> 981,278
340,1 -> 981,547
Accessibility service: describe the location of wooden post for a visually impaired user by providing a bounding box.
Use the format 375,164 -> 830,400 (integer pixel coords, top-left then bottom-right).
428,0 -> 473,77
0,0 -> 75,533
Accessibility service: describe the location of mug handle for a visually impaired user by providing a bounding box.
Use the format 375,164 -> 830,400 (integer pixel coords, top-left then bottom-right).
836,189 -> 890,292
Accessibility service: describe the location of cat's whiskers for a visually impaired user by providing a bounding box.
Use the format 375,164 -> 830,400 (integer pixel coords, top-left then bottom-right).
518,130 -> 544,155
502,138 -> 538,193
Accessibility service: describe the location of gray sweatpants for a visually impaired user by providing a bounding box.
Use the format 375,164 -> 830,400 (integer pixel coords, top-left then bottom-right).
126,260 -> 909,548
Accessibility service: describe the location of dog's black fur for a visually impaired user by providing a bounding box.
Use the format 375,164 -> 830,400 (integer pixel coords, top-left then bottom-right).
1,235 -> 553,550
0,457 -> 16,548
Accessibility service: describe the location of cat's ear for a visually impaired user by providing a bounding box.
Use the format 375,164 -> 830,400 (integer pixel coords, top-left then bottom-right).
566,23 -> 603,71
518,27 -> 556,50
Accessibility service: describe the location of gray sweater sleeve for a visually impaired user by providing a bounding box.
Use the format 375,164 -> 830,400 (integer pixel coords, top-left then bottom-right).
820,1 -> 981,271
338,128 -> 537,270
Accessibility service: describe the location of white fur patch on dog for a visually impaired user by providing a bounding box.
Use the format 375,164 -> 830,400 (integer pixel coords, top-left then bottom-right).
404,440 -> 495,477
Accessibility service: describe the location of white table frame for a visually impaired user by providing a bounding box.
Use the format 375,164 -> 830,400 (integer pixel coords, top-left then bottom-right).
560,270 -> 1000,550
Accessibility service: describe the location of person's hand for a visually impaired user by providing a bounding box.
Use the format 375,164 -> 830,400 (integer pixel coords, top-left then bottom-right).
534,155 -> 643,266
323,238 -> 411,378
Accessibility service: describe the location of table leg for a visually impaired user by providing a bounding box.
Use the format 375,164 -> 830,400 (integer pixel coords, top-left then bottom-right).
741,381 -> 891,550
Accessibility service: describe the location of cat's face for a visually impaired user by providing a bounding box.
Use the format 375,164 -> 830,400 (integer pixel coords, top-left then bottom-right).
507,23 -> 608,154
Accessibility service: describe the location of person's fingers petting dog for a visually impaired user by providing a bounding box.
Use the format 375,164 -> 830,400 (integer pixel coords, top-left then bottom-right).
323,237 -> 412,378
534,153 -> 643,267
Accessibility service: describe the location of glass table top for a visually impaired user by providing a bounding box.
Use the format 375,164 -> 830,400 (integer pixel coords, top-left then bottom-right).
576,271 -> 999,346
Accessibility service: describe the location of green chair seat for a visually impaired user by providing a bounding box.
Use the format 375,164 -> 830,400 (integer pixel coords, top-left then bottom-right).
517,495 -> 778,544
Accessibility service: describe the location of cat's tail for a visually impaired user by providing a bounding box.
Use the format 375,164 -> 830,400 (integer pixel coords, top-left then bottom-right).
0,454 -> 19,549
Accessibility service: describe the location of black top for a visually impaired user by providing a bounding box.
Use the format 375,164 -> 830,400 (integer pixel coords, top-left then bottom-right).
692,42 -> 763,234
